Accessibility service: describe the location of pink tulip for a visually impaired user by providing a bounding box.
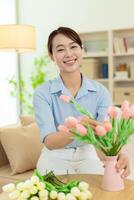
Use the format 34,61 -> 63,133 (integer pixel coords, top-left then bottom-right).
121,100 -> 130,111
60,95 -> 71,103
130,105 -> 134,118
76,124 -> 87,135
107,106 -> 116,118
103,121 -> 112,132
104,116 -> 110,122
108,106 -> 121,119
65,116 -> 78,129
77,116 -> 89,124
95,125 -> 107,136
57,125 -> 70,134
77,116 -> 86,122
122,108 -> 131,119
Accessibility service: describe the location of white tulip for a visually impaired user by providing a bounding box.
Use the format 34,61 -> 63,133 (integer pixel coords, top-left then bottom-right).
37,189 -> 48,198
29,186 -> 38,195
57,192 -> 66,200
20,190 -> 30,199
2,183 -> 15,193
37,182 -> 45,190
78,182 -> 89,191
84,190 -> 93,199
8,190 -> 20,199
78,192 -> 88,200
40,196 -> 48,200
39,190 -> 48,198
49,190 -> 58,199
17,196 -> 26,200
31,176 -> 40,184
71,187 -> 80,197
24,180 -> 33,189
16,182 -> 25,191
66,193 -> 76,200
30,196 -> 39,200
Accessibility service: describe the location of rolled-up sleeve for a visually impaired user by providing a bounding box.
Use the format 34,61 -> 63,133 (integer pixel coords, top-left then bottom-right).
33,88 -> 56,142
96,86 -> 112,122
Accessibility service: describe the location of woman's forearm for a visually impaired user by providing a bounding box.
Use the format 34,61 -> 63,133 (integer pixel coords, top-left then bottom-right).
44,131 -> 73,150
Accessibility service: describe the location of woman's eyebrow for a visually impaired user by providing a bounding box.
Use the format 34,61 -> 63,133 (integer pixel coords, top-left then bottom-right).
69,42 -> 76,46
55,44 -> 64,49
55,42 -> 76,49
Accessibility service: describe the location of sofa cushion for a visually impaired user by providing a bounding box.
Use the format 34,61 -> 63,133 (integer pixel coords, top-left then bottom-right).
20,115 -> 35,126
0,143 -> 8,167
0,123 -> 42,175
0,124 -> 19,167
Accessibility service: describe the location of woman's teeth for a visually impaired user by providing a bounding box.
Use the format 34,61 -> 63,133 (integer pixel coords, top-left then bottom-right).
64,59 -> 77,64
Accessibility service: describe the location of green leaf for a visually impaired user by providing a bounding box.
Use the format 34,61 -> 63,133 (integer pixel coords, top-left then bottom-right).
33,169 -> 44,181
71,99 -> 93,118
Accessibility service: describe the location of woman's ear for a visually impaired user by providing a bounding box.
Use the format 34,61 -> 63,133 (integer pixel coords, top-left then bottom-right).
49,53 -> 54,61
81,44 -> 84,50
82,45 -> 84,56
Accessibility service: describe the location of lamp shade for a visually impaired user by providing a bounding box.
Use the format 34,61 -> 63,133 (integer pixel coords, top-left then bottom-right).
0,24 -> 36,52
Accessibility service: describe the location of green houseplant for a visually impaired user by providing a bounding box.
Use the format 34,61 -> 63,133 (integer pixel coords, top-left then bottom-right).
8,53 -> 59,115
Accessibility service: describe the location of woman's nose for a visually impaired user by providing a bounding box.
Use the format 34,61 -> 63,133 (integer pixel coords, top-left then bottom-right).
65,48 -> 72,57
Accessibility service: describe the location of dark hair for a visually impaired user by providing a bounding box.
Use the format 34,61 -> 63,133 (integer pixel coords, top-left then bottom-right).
47,27 -> 82,55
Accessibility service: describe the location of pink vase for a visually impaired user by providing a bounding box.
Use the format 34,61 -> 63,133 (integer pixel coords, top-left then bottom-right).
101,156 -> 124,191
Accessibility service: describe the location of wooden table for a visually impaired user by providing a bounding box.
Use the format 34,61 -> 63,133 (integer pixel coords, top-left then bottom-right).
0,174 -> 134,200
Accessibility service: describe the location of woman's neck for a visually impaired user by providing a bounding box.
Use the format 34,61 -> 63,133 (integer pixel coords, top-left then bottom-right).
60,71 -> 82,97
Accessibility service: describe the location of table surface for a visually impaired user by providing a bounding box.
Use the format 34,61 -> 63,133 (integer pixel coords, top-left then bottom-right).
0,174 -> 134,200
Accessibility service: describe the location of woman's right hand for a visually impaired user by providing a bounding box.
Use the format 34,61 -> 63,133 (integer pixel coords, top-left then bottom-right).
80,116 -> 101,130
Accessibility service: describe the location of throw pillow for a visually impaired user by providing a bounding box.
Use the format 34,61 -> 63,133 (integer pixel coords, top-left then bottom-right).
20,115 -> 35,126
0,141 -> 9,167
0,123 -> 42,175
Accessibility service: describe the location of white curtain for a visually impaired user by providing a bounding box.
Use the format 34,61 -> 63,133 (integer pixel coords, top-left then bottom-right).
0,0 -> 18,126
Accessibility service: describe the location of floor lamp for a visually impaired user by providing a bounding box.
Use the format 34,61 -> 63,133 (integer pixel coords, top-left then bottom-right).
0,24 -> 36,119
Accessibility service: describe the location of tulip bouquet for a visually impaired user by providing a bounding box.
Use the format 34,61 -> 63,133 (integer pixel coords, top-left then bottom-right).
2,170 -> 93,200
59,95 -> 134,156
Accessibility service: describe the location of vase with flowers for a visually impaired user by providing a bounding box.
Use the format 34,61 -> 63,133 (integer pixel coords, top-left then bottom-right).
59,95 -> 134,191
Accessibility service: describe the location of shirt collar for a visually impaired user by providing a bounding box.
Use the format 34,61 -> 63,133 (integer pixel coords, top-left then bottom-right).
50,75 -> 68,94
50,74 -> 97,97
81,75 -> 97,92
75,75 -> 96,99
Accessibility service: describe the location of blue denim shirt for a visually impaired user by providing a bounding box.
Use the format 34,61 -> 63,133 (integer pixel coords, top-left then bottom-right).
33,75 -> 112,147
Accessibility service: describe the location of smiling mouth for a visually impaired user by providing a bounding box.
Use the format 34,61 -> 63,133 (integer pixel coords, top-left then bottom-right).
63,58 -> 77,64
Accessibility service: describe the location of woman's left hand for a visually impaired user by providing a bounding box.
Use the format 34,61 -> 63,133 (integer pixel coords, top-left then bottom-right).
115,153 -> 130,178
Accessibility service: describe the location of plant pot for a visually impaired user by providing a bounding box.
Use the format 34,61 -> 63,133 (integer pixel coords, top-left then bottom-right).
101,156 -> 124,191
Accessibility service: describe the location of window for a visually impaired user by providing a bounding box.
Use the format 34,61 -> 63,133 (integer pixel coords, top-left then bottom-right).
0,0 -> 18,126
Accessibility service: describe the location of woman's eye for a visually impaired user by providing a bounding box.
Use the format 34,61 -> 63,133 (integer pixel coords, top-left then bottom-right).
57,49 -> 64,52
71,45 -> 78,49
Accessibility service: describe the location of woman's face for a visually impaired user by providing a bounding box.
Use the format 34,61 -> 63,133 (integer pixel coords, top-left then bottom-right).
51,34 -> 83,73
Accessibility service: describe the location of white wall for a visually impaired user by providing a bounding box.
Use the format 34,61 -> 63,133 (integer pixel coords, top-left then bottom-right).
0,0 -> 18,126
18,0 -> 134,91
